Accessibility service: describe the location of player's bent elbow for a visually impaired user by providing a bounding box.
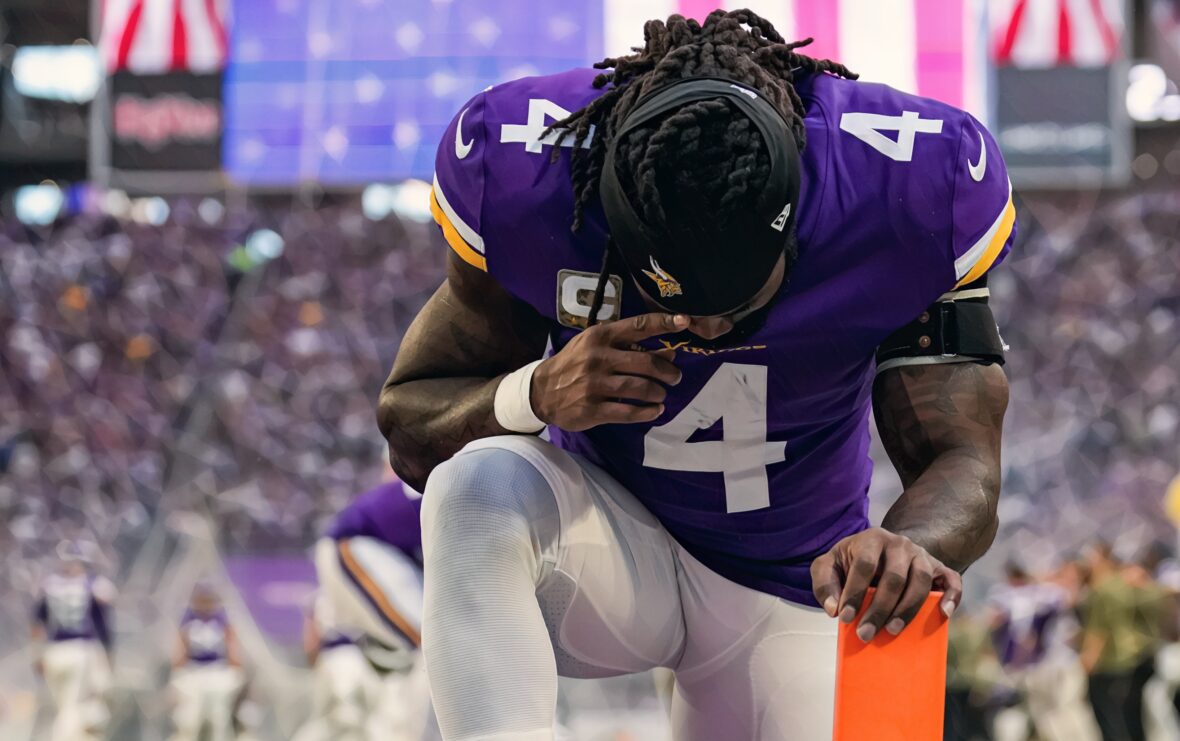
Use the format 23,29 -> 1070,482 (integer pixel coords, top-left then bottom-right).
958,511 -> 1001,574
392,461 -> 433,494
954,470 -> 1002,572
375,380 -> 402,443
376,383 -> 436,491
386,444 -> 435,494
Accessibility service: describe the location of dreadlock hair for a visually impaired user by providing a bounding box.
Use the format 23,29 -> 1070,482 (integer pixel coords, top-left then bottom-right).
548,9 -> 856,325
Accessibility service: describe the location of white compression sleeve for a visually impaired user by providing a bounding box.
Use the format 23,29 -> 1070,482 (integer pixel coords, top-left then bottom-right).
421,446 -> 561,741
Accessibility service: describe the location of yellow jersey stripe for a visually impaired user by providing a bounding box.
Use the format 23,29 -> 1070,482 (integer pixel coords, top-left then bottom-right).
430,190 -> 487,272
955,196 -> 1015,288
954,179 -> 1013,279
431,174 -> 484,253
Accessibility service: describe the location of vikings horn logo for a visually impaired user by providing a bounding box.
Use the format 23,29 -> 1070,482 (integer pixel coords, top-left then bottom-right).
641,257 -> 683,299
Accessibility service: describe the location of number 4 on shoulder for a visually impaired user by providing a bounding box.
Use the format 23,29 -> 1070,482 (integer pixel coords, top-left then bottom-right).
839,111 -> 943,162
501,98 -> 595,154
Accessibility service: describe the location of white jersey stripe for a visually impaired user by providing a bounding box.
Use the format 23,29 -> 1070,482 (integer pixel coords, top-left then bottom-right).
432,175 -> 485,254
341,536 -> 424,637
877,355 -> 975,373
939,287 -> 991,301
839,0 -> 918,95
954,179 -> 1013,280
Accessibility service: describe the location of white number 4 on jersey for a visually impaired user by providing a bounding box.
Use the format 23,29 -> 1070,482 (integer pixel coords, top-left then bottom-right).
643,363 -> 786,513
839,111 -> 943,162
500,98 -> 594,153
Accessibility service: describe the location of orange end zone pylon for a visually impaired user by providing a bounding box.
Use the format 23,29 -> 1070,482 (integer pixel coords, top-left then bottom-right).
833,588 -> 949,741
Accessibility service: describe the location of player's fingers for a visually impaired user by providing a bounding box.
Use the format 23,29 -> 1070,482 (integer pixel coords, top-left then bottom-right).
932,563 -> 963,618
589,400 -> 665,426
883,557 -> 935,636
595,375 -> 667,405
603,313 -> 690,344
810,552 -> 843,617
608,349 -> 682,386
838,543 -> 883,626
856,550 -> 912,642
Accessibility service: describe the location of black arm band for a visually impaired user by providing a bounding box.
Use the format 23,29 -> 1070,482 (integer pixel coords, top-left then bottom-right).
876,277 -> 1006,371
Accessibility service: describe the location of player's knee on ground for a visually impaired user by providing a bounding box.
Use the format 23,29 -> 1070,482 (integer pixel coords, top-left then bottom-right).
421,440 -> 559,579
420,441 -> 563,739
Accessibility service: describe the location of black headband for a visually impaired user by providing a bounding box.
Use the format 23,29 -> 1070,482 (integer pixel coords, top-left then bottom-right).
599,77 -> 801,317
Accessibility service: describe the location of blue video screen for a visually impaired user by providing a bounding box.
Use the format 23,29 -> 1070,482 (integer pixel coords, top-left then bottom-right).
223,0 -> 604,185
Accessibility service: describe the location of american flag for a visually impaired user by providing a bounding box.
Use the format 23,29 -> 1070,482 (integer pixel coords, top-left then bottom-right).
99,0 -> 230,73
104,1 -> 984,104
988,0 -> 1124,68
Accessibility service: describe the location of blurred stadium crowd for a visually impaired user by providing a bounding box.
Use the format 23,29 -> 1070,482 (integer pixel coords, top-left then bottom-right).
992,190 -> 1180,558
1,184 -> 1179,738
0,196 -> 440,635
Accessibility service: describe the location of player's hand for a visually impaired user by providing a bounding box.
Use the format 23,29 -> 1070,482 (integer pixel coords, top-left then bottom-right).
810,527 -> 962,642
531,312 -> 688,431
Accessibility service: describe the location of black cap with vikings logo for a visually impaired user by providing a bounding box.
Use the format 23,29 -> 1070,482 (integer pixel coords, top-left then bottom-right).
599,77 -> 801,317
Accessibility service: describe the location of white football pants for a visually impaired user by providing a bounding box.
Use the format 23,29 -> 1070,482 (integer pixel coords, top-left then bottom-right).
314,535 -> 435,740
169,663 -> 244,741
292,644 -> 380,741
314,536 -> 424,658
421,435 -> 838,741
42,639 -> 110,741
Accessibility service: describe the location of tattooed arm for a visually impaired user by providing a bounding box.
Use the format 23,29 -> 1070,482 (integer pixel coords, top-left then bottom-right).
377,250 -> 551,490
379,249 -> 686,489
812,360 -> 1008,641
874,361 -> 1009,571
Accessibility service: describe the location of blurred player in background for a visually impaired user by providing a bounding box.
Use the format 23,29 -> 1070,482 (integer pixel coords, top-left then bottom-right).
945,606 -> 1001,741
987,561 -> 1099,741
30,542 -> 115,741
169,582 -> 245,741
313,474 -> 434,741
1081,543 -> 1171,741
293,590 -> 379,741
1140,543 -> 1180,740
380,8 -> 1013,740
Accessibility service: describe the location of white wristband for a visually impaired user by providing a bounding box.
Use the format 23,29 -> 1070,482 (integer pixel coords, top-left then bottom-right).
494,360 -> 546,433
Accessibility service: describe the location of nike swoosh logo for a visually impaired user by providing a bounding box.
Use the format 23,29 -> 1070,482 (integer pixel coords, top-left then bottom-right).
455,108 -> 474,160
968,131 -> 986,182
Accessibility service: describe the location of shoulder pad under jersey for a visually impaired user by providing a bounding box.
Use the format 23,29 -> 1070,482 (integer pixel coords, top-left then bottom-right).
430,68 -> 605,280
812,74 -> 1016,293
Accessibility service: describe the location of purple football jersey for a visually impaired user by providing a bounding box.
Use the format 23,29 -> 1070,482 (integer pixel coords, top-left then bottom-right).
326,480 -> 423,564
431,68 -> 1016,605
35,573 -> 112,644
181,608 -> 230,664
988,583 -> 1070,669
